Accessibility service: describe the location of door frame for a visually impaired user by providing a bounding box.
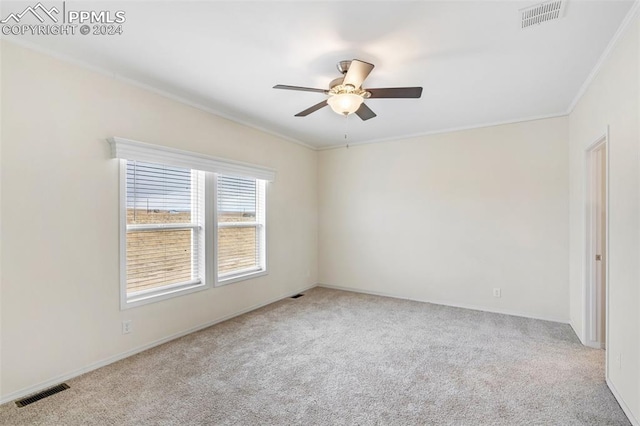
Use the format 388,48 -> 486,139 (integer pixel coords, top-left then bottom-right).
583,128 -> 609,356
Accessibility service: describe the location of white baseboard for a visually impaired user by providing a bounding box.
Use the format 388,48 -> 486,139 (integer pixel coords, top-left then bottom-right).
570,321 -> 606,349
607,377 -> 640,426
0,283 -> 317,405
569,320 -> 586,345
318,283 -> 570,324
585,341 -> 605,349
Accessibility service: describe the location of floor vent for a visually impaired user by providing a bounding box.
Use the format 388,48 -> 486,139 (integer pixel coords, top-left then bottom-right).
15,383 -> 70,407
291,293 -> 304,299
520,0 -> 565,29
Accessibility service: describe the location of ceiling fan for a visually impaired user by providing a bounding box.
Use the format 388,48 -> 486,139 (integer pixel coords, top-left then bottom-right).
273,59 -> 423,121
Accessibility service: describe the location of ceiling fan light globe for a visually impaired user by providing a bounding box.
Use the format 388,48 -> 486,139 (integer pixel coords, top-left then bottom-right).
327,93 -> 364,116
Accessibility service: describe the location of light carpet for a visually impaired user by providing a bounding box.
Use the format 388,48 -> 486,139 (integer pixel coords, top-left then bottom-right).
0,287 -> 630,425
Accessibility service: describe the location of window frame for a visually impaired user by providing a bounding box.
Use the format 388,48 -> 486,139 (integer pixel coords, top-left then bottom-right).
111,137 -> 275,310
119,161 -> 214,310
214,175 -> 268,287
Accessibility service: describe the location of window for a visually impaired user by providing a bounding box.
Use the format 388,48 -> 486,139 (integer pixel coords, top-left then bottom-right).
111,137 -> 275,309
123,160 -> 206,306
216,175 -> 267,283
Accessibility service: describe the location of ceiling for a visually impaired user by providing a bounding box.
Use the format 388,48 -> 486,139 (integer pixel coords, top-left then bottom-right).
3,1 -> 635,149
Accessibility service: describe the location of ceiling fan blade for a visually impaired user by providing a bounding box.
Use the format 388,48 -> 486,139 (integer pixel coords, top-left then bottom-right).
274,84 -> 328,94
367,87 -> 423,98
295,100 -> 328,117
343,60 -> 375,89
355,103 -> 377,121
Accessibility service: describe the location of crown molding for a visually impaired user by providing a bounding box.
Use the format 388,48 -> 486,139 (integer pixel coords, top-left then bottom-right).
5,0 -> 638,155
566,0 -> 640,114
316,112 -> 569,151
1,38 -> 317,151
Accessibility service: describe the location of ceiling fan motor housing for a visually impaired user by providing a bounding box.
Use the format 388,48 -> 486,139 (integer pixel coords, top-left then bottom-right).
337,60 -> 352,75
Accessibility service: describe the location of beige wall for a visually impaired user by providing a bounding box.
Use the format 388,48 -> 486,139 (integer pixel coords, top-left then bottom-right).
568,12 -> 640,421
0,41 -> 318,399
318,117 -> 570,322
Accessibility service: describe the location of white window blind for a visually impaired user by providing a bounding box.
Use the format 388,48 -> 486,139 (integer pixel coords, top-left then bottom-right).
217,175 -> 266,281
125,160 -> 205,302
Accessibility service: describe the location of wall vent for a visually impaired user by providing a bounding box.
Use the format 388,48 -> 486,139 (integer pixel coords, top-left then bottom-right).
520,1 -> 565,29
15,383 -> 70,407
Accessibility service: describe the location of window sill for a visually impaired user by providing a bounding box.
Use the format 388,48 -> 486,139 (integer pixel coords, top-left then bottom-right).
122,280 -> 210,310
216,269 -> 268,287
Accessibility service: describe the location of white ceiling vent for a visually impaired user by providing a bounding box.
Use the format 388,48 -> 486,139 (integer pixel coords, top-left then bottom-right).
520,1 -> 566,29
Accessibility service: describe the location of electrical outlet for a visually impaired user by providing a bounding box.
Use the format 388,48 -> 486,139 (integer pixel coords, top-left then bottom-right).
493,288 -> 501,298
122,320 -> 132,335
